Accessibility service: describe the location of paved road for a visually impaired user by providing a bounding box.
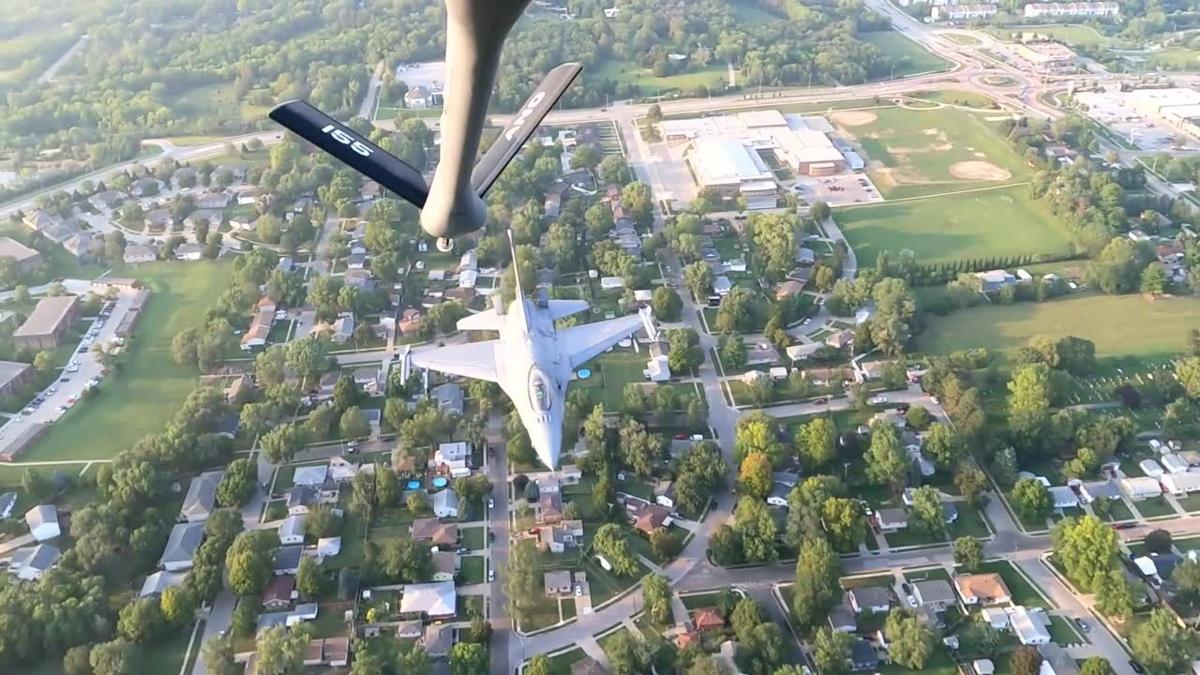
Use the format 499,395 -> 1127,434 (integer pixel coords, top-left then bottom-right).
487,417 -> 512,675
190,590 -> 237,675
357,61 -> 386,120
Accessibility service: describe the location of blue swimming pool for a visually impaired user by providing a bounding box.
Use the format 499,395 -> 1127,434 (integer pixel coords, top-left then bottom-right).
577,368 -> 592,379
406,480 -> 421,490
432,477 -> 448,489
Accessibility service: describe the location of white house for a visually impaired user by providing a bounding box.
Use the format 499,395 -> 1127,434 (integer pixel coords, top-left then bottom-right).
432,489 -> 460,519
24,505 -> 60,541
316,537 -> 342,558
1119,476 -> 1162,501
1161,454 -> 1190,474
1008,606 -> 1051,645
1162,472 -> 1200,496
1139,459 -> 1165,478
279,514 -> 306,545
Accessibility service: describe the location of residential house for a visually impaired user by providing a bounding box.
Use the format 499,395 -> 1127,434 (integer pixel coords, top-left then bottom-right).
432,382 -> 465,415
286,486 -> 318,514
175,243 -> 204,260
913,580 -> 957,610
545,570 -> 573,596
123,244 -> 157,264
829,601 -> 857,632
262,575 -> 296,610
398,308 -> 423,335
849,586 -> 891,614
693,608 -> 725,631
179,470 -> 223,523
278,514 -> 306,545
433,441 -> 471,476
10,544 -> 60,581
432,489 -> 460,519
89,190 -> 126,210
196,191 -> 234,210
411,518 -> 458,548
422,624 -> 453,658
432,550 -> 458,582
1162,472 -> 1200,496
539,520 -> 584,553
876,507 -> 908,532
1038,644 -> 1081,675
1079,480 -> 1121,504
632,503 -> 672,535
1048,486 -> 1079,510
331,314 -> 354,344
184,208 -> 224,229
1119,476 -> 1162,501
62,231 -> 105,260
293,465 -> 328,487
850,639 -> 879,671
1161,453 -> 1190,474
328,456 -> 359,483
1023,2 -> 1119,19
395,620 -> 423,639
138,570 -> 187,598
955,573 -> 1012,606
400,580 -> 457,619
352,366 -> 381,396
159,522 -> 205,572
560,465 -> 582,484
1009,606 -> 1051,645
25,505 -> 60,541
316,537 -> 342,558
272,545 -> 303,575
130,177 -> 162,197
144,208 -> 173,230
975,269 -> 1017,291
539,491 -> 564,525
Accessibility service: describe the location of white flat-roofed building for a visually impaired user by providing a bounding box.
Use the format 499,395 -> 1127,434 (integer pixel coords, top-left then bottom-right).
931,3 -> 997,21
1011,42 -> 1078,70
665,111 -> 847,182
684,139 -> 778,210
1162,472 -> 1200,496
1023,2 -> 1119,19
1120,476 -> 1162,501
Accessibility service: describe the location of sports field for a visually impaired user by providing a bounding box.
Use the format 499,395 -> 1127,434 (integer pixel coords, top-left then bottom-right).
861,31 -> 953,78
831,105 -> 1026,200
18,261 -> 233,462
915,293 -> 1200,361
835,185 -> 1073,266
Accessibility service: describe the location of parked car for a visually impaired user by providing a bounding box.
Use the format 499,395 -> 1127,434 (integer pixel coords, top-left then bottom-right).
488,497 -> 494,509
487,569 -> 495,582
1074,618 -> 1090,633
1129,661 -> 1144,674
868,395 -> 888,405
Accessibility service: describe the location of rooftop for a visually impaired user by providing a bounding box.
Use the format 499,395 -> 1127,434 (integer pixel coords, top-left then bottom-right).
13,296 -> 78,338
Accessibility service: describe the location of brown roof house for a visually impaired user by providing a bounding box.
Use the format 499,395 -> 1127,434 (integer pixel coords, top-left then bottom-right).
13,295 -> 79,351
954,574 -> 1012,606
410,517 -> 458,548
632,503 -> 672,535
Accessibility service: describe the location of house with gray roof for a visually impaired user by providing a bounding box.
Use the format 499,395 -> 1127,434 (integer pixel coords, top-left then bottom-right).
11,543 -> 59,581
913,579 -> 956,610
159,522 -> 205,572
849,586 -> 891,613
273,545 -> 303,575
279,514 -> 306,545
180,470 -> 223,523
139,570 -> 187,598
432,488 -> 460,519
431,382 -> 464,416
25,504 -> 60,541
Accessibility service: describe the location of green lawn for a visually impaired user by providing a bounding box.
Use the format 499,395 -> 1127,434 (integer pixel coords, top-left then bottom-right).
543,647 -> 586,675
977,560 -> 1048,609
460,555 -> 485,584
1133,496 -> 1177,519
916,90 -> 997,108
861,31 -> 953,78
590,59 -> 728,94
836,186 -> 1071,266
1047,615 -> 1085,645
879,645 -> 958,675
1099,499 -> 1136,523
917,294 -> 1200,361
833,105 -> 1029,200
173,81 -> 270,125
885,526 -> 947,548
131,623 -> 198,673
903,566 -> 952,583
949,503 -> 992,538
461,526 -> 485,551
571,349 -> 651,412
984,25 -> 1124,49
1142,47 -> 1200,70
15,262 -> 233,461
1176,495 -> 1200,513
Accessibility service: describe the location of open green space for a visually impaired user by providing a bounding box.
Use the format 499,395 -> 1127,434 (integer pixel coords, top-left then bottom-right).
460,555 -> 485,585
1133,496 -> 1177,519
543,647 -> 586,675
885,526 -> 947,549
837,186 -> 1071,266
173,81 -> 271,125
834,105 -> 1028,200
903,566 -> 952,583
1141,47 -> 1200,70
984,25 -> 1124,49
879,645 -> 958,675
571,349 -> 650,412
861,31 -> 953,78
949,504 -> 992,538
1099,499 -> 1135,523
1176,495 -> 1200,513
1047,615 -> 1085,645
16,262 -> 233,462
915,90 -> 997,108
591,60 -> 729,94
977,560 -> 1048,609
916,294 -> 1200,362
461,526 -> 485,551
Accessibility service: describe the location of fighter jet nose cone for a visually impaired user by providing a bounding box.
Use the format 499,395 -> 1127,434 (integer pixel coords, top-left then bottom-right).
532,424 -> 562,470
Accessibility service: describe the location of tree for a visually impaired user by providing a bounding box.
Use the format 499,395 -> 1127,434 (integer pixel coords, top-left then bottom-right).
810,200 -> 830,223
449,642 -> 489,675
1131,609 -> 1191,675
1089,237 -> 1144,294
89,638 -> 134,675
791,536 -> 841,630
643,573 -> 672,625
797,417 -> 837,469
1173,558 -> 1200,602
738,451 -> 773,499
525,655 -> 552,675
256,624 -> 310,675
594,523 -> 640,576
118,596 -> 164,643
216,457 -> 256,507
955,467 -> 989,508
923,423 -> 964,469
652,285 -> 682,321
650,527 -> 682,560
682,261 -> 713,300
1012,478 -> 1051,522
884,609 -> 934,669
297,556 -> 321,599
1080,658 -> 1115,675
1008,363 -> 1054,449
909,486 -> 946,535
1011,646 -> 1043,675
1051,515 -> 1120,592
605,630 -> 651,675
63,645 -> 92,675
821,497 -> 866,551
1092,568 -> 1134,620
260,423 -> 305,464
952,535 -> 984,571
339,406 -> 370,439
1176,357 -> 1200,399
864,421 -> 907,492
226,530 -> 277,596
813,627 -> 852,675
906,406 -> 933,430
734,496 -> 778,563
201,636 -> 241,675
1144,528 -> 1173,554
160,585 -> 196,626
505,539 -> 543,620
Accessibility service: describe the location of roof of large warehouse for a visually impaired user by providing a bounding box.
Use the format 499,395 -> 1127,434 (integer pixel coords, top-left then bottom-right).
687,139 -> 774,185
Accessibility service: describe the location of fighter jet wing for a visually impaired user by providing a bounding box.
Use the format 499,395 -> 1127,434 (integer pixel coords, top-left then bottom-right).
559,314 -> 646,370
411,340 -> 499,383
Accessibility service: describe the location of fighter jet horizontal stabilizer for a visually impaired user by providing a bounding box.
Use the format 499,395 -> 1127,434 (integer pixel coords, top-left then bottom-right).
470,62 -> 583,196
268,100 -> 430,208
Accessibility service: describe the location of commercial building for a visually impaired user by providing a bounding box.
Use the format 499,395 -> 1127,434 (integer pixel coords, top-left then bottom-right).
931,3 -> 997,21
0,237 -> 41,272
1128,88 -> 1200,142
1023,2 -> 1119,19
1011,42 -> 1078,70
12,295 -> 79,350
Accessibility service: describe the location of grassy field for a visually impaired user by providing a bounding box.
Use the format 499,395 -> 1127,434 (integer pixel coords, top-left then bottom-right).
172,81 -> 270,126
16,262 -> 233,461
861,31 -> 953,78
984,25 -> 1122,48
1141,48 -> 1200,70
833,105 -> 1028,200
590,60 -> 728,93
835,186 -> 1072,266
916,294 -> 1200,361
915,90 -> 997,108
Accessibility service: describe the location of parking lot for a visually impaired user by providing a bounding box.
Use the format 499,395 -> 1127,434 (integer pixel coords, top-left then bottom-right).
792,172 -> 885,207
0,286 -> 145,458
1076,90 -> 1200,153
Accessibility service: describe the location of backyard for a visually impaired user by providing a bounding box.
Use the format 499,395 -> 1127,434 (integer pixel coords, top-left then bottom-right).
916,293 -> 1200,362
16,261 -> 234,461
836,186 -> 1073,266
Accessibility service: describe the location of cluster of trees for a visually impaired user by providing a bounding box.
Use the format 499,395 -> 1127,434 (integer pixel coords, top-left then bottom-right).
1051,515 -> 1137,619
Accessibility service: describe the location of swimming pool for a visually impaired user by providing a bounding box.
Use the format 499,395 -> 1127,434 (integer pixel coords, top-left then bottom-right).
406,480 -> 421,490
432,477 -> 448,489
577,368 -> 592,379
